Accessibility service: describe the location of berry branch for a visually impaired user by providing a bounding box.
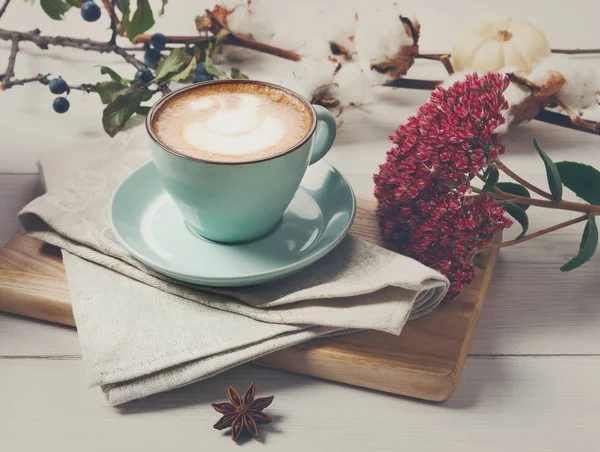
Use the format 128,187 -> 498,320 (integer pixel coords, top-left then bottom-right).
0,0 -> 10,20
2,36 -> 18,88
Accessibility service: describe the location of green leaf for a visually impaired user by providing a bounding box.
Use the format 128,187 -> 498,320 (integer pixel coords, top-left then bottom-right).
560,215 -> 598,272
503,203 -> 529,240
40,0 -> 72,20
102,89 -> 153,137
483,167 -> 499,192
533,138 -> 563,202
90,81 -> 130,105
473,254 -> 487,270
65,0 -> 85,7
135,105 -> 151,115
204,55 -> 226,79
153,48 -> 191,82
230,67 -> 249,79
99,66 -> 125,83
159,0 -> 167,15
215,28 -> 230,46
555,161 -> 600,205
171,54 -> 197,82
496,182 -> 531,211
116,0 -> 131,34
127,0 -> 154,42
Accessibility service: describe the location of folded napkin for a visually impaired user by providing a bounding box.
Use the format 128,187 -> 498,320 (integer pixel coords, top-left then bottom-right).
19,125 -> 448,405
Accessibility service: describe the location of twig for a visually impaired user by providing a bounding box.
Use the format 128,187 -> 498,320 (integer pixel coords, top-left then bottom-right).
493,160 -> 554,200
0,28 -> 113,52
102,0 -> 120,28
111,45 -> 146,70
0,28 -> 147,73
132,34 -> 214,44
132,32 -> 302,62
0,0 -> 11,20
1,72 -> 48,89
534,109 -> 600,135
414,53 -> 454,75
551,48 -> 600,55
108,0 -> 117,46
550,97 -> 600,134
1,36 -> 18,88
488,214 -> 588,249
384,78 -> 441,90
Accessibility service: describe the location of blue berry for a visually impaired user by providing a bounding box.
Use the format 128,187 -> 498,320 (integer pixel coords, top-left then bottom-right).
192,63 -> 214,83
52,97 -> 70,114
80,1 -> 101,22
150,33 -> 167,50
135,68 -> 154,84
144,49 -> 161,68
48,77 -> 68,95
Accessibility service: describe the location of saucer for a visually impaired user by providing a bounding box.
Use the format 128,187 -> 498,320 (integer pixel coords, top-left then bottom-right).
110,161 -> 356,286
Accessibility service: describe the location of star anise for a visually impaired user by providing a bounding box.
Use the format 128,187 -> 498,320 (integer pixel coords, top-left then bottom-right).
212,382 -> 274,442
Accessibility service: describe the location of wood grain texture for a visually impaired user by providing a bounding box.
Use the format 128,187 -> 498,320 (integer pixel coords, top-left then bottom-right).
2,357 -> 599,452
0,198 -> 497,402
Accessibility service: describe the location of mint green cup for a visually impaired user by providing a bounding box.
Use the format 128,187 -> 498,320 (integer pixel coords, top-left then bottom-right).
146,80 -> 337,243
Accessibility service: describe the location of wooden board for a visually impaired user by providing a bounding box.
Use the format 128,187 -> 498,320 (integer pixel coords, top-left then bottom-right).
0,198 -> 498,402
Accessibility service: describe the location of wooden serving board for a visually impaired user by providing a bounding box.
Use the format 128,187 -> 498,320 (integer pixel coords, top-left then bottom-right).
0,198 -> 498,402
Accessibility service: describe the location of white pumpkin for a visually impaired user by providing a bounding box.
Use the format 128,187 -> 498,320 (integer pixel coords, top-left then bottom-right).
452,18 -> 551,73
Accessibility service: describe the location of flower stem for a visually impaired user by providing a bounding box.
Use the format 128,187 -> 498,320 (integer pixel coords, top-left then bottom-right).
488,214 -> 588,248
494,188 -> 600,215
493,160 -> 554,199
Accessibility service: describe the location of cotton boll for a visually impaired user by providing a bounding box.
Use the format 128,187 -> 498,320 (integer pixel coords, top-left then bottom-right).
330,62 -> 370,106
277,57 -> 337,100
530,54 -> 600,109
226,0 -> 275,42
328,10 -> 359,56
441,70 -> 470,88
354,4 -> 418,81
216,0 -> 275,61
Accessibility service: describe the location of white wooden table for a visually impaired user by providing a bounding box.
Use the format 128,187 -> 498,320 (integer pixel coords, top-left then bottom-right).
1,1 -> 599,450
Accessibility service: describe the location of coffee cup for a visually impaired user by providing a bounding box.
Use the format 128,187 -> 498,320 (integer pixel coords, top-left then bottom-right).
146,79 -> 337,243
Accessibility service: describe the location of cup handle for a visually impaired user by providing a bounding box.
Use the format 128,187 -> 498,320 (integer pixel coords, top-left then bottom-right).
309,105 -> 337,165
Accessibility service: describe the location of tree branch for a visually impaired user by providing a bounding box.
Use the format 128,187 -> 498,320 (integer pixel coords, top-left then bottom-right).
1,36 -> 18,89
111,45 -> 145,70
0,28 -> 112,52
414,53 -> 454,75
0,0 -> 11,20
384,77 -> 441,90
108,0 -> 117,46
102,0 -> 120,28
132,32 -> 303,61
551,48 -> 600,55
488,214 -> 588,249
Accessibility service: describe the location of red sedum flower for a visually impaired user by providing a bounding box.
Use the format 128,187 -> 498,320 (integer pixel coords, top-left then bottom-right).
374,73 -> 513,298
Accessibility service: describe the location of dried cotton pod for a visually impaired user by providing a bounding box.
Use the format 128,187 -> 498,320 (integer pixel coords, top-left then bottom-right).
354,5 -> 419,83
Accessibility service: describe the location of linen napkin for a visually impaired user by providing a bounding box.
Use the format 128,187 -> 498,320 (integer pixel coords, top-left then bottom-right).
19,125 -> 449,405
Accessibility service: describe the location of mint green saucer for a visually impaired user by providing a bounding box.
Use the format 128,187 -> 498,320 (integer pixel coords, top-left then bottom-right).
110,162 -> 356,287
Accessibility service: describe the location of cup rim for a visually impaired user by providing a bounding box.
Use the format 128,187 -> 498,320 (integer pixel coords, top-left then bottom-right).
145,79 -> 318,165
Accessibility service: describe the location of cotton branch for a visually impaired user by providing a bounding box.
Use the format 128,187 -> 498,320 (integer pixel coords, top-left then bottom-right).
132,33 -> 302,62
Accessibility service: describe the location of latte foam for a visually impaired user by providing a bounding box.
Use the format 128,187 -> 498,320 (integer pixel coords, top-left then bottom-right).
151,82 -> 313,162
